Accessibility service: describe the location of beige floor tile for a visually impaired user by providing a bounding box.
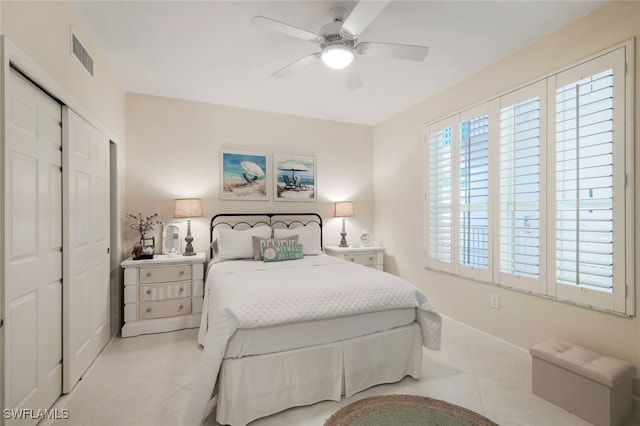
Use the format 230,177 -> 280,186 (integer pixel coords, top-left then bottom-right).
477,376 -> 578,426
124,387 -> 192,426
48,319 -> 639,426
402,367 -> 485,414
51,418 -> 85,426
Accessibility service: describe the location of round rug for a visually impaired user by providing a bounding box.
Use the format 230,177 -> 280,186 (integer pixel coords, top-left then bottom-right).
324,394 -> 498,426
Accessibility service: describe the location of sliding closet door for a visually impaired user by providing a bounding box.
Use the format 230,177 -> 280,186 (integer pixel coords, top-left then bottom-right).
4,68 -> 63,421
62,107 -> 110,393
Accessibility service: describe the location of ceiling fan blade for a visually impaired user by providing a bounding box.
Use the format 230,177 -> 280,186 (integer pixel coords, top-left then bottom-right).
251,16 -> 321,42
341,0 -> 391,36
271,53 -> 321,79
356,42 -> 429,61
341,66 -> 362,90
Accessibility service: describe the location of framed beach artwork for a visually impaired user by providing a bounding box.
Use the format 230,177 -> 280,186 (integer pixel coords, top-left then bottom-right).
273,154 -> 316,201
220,150 -> 269,200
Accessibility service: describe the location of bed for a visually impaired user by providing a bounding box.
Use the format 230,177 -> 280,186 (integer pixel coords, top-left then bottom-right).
184,213 -> 441,426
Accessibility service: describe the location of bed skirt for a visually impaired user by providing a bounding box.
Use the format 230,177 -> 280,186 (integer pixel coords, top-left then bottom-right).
216,323 -> 423,426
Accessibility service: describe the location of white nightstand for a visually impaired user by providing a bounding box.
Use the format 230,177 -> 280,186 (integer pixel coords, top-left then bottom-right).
120,253 -> 205,337
324,246 -> 384,271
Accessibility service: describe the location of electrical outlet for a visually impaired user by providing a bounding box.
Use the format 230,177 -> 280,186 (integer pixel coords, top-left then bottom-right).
489,294 -> 500,309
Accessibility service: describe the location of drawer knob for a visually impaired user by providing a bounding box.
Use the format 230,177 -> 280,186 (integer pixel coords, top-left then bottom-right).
146,307 -> 151,313
178,287 -> 184,293
369,257 -> 374,261
179,270 -> 185,276
146,272 -> 151,277
349,258 -> 354,262
146,289 -> 151,295
178,304 -> 184,310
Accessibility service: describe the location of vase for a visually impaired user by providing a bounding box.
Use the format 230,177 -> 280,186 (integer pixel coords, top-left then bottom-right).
131,241 -> 142,258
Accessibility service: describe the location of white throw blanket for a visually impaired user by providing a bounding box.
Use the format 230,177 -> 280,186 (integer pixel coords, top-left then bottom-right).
184,255 -> 441,425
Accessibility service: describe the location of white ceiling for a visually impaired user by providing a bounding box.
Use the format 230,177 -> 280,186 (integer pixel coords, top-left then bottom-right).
68,0 -> 607,126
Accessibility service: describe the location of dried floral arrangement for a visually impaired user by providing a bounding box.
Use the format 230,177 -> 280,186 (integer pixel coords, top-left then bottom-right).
126,211 -> 160,238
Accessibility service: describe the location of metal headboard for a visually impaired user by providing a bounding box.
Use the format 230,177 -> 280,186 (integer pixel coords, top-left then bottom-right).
210,213 -> 323,258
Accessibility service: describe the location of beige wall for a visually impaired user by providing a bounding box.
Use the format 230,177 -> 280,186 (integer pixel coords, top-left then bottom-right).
1,1 -> 125,139
125,93 -> 374,258
374,0 -> 640,371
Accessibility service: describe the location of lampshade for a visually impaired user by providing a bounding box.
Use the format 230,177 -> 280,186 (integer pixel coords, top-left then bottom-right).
173,198 -> 203,218
321,45 -> 355,70
334,201 -> 354,218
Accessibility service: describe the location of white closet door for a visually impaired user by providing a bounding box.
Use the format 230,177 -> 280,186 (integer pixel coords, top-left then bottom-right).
62,107 -> 110,393
4,68 -> 62,422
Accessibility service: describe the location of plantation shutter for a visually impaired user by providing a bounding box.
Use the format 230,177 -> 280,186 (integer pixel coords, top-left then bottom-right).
556,70 -> 613,288
458,102 -> 495,282
551,48 -> 627,312
498,81 -> 546,292
426,118 -> 455,273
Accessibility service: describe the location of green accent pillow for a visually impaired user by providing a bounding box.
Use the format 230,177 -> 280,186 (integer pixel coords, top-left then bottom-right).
262,244 -> 304,262
252,235 -> 299,261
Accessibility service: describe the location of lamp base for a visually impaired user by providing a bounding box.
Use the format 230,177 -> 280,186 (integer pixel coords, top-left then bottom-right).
339,218 -> 348,247
183,219 -> 196,256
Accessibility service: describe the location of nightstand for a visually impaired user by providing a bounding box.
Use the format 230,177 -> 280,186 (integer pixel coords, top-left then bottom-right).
324,246 -> 384,271
120,253 -> 205,337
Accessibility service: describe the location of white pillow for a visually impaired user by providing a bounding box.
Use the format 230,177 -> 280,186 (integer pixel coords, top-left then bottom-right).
219,226 -> 272,260
274,223 -> 322,255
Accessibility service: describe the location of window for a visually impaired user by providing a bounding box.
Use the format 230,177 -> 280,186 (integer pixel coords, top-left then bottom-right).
424,42 -> 633,315
497,81 -> 546,292
550,48 -> 629,313
426,118 -> 455,273
459,114 -> 489,270
457,102 -> 496,283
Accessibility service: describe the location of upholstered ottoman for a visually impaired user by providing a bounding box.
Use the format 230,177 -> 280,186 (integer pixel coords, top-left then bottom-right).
530,340 -> 635,426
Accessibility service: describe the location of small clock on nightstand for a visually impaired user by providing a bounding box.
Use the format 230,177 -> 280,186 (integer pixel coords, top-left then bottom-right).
359,230 -> 373,247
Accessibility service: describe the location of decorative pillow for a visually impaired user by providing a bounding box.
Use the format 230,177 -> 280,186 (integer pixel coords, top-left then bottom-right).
262,244 -> 304,262
218,226 -> 272,260
274,223 -> 322,255
252,235 -> 298,261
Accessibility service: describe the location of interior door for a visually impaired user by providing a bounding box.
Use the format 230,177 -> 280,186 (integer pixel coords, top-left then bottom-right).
62,107 -> 110,393
4,67 -> 63,422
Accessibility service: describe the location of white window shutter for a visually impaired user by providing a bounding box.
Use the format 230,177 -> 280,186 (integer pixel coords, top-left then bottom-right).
497,81 -> 546,292
458,102 -> 496,282
550,48 -> 628,313
425,118 -> 456,273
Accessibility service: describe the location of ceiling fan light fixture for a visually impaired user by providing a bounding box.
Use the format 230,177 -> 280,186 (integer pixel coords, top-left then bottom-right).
321,45 -> 355,70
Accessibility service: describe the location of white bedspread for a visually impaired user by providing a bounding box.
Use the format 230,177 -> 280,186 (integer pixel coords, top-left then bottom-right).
184,255 -> 441,425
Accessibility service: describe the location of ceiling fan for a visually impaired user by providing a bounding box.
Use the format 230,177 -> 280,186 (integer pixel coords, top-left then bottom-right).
251,0 -> 429,90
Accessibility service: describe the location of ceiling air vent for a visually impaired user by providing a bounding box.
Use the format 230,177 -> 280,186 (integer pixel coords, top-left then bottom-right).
71,33 -> 94,76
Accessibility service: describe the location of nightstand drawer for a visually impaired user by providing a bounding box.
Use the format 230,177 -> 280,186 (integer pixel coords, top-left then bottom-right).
139,298 -> 192,320
324,246 -> 384,271
139,265 -> 191,284
139,282 -> 191,301
346,253 -> 377,266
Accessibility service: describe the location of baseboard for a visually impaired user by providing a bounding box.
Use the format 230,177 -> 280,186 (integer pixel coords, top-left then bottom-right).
633,377 -> 640,419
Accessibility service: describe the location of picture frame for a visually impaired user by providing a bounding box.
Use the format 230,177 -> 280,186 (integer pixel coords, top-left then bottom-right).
273,154 -> 317,202
162,221 -> 183,256
220,150 -> 269,201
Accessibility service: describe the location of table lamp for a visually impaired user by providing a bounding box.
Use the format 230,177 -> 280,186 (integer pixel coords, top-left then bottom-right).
334,201 -> 354,247
173,198 -> 203,256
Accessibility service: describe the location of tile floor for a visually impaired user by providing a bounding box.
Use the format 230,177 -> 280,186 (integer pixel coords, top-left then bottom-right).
47,316 -> 639,426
